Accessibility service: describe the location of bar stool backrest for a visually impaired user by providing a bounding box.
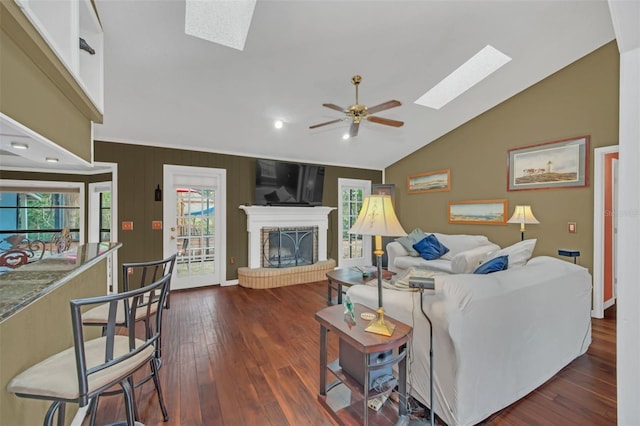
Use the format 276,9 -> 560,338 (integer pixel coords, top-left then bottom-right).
69,273 -> 172,407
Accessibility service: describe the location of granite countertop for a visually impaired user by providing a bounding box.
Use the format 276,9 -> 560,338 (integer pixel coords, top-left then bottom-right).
0,242 -> 122,322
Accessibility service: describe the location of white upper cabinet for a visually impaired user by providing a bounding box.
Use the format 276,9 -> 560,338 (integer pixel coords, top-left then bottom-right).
14,0 -> 104,114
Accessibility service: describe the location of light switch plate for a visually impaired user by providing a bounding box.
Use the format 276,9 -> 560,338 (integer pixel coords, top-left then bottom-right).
568,222 -> 577,233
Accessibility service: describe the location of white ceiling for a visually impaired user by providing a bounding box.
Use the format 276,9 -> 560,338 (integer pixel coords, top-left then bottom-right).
3,1 -> 617,172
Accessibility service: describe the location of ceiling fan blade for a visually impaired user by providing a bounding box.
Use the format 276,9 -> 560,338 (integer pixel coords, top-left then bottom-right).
322,103 -> 347,112
309,118 -> 344,129
349,121 -> 360,137
367,115 -> 404,127
366,100 -> 401,115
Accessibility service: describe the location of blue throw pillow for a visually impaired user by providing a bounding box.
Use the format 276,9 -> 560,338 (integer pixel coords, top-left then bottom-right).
413,234 -> 450,261
473,255 -> 509,274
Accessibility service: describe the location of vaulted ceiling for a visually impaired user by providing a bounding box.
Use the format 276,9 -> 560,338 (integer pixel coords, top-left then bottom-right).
3,1 -> 617,172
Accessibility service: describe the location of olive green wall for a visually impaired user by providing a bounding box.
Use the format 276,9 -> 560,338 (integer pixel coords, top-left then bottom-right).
0,2 -> 98,162
386,41 -> 620,274
94,141 -> 381,282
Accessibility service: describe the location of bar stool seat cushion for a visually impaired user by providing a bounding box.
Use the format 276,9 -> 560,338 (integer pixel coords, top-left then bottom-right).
82,298 -> 160,325
7,336 -> 153,400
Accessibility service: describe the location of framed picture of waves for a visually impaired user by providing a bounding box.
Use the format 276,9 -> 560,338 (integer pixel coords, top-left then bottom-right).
407,169 -> 451,194
507,136 -> 589,191
448,199 -> 508,225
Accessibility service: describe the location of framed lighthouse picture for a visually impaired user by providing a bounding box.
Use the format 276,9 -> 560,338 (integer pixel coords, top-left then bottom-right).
507,136 -> 589,191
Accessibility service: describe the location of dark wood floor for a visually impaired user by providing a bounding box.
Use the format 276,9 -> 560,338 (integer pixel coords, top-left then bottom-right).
86,281 -> 616,426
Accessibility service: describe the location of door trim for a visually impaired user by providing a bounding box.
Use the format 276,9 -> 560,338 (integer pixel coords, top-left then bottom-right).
163,165 -> 228,287
337,178 -> 372,268
592,145 -> 619,318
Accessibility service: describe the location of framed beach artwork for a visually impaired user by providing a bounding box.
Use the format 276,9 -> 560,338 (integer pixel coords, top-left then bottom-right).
507,136 -> 589,191
448,199 -> 508,225
407,169 -> 451,194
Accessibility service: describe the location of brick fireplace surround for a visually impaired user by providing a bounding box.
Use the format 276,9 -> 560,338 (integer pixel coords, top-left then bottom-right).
238,205 -> 336,289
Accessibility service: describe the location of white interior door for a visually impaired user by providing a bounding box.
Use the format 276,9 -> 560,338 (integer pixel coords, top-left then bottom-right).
163,165 -> 226,290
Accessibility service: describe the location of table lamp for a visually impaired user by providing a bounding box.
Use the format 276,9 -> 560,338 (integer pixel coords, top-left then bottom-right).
507,205 -> 539,241
349,194 -> 407,336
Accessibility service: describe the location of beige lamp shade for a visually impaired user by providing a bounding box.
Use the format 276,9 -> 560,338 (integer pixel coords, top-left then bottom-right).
507,205 -> 539,240
507,205 -> 540,226
348,195 -> 407,237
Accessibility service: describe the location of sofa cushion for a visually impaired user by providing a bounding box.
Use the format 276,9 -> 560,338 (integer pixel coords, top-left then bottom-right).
434,233 -> 492,260
395,227 -> 425,257
394,256 -> 453,273
491,239 -> 536,268
451,243 -> 501,274
474,255 -> 509,274
413,234 -> 450,260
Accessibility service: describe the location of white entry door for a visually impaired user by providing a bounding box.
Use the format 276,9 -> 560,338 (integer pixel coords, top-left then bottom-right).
163,165 -> 226,289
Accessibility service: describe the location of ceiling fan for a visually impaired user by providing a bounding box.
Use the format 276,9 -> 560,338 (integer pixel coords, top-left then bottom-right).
309,75 -> 404,137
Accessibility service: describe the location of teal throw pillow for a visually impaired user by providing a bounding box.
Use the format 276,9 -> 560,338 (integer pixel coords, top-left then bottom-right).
473,255 -> 509,274
395,227 -> 425,257
413,234 -> 449,261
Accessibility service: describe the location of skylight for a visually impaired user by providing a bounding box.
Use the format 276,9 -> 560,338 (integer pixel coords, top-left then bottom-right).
414,45 -> 512,110
185,0 -> 256,51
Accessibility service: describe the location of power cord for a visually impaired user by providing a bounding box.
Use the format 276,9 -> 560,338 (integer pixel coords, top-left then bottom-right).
418,288 -> 435,426
372,374 -> 395,392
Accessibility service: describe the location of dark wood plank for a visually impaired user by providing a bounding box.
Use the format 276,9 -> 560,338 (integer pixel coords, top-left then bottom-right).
86,283 -> 617,426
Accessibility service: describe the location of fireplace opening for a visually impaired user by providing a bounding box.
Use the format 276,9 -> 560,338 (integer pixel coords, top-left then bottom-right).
261,226 -> 318,268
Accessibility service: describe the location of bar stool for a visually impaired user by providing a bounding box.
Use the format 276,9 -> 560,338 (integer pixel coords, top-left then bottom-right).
81,254 -> 176,424
6,273 -> 172,426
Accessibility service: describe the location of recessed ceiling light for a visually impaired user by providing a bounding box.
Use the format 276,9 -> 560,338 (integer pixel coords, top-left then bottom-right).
185,0 -> 256,51
415,45 -> 512,110
11,142 -> 29,150
342,134 -> 350,140
274,120 -> 283,129
46,157 -> 59,163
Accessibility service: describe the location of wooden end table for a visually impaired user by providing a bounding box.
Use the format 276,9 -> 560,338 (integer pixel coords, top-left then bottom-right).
326,268 -> 394,305
315,303 -> 412,425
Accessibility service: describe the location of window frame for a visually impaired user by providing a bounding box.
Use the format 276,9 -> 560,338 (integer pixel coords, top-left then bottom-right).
0,179 -> 85,246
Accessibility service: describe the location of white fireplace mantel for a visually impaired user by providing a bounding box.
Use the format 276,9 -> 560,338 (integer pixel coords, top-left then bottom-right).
239,205 -> 336,268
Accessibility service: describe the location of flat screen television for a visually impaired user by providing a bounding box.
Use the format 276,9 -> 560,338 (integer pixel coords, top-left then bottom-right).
254,159 -> 325,206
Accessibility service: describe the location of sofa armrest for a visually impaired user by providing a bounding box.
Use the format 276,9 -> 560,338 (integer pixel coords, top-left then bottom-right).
386,241 -> 408,273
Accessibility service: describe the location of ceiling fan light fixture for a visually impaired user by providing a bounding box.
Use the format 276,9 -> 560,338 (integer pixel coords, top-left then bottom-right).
415,45 -> 512,110
310,75 -> 404,136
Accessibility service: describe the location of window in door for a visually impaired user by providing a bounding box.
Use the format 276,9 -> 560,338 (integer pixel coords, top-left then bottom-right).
337,178 -> 371,268
99,191 -> 111,242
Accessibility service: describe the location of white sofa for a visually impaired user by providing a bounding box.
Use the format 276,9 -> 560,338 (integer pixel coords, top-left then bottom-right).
387,232 -> 500,274
347,256 -> 593,426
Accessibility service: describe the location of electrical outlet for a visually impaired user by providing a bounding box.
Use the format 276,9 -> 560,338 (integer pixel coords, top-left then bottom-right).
568,222 -> 577,233
230,256 -> 235,265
